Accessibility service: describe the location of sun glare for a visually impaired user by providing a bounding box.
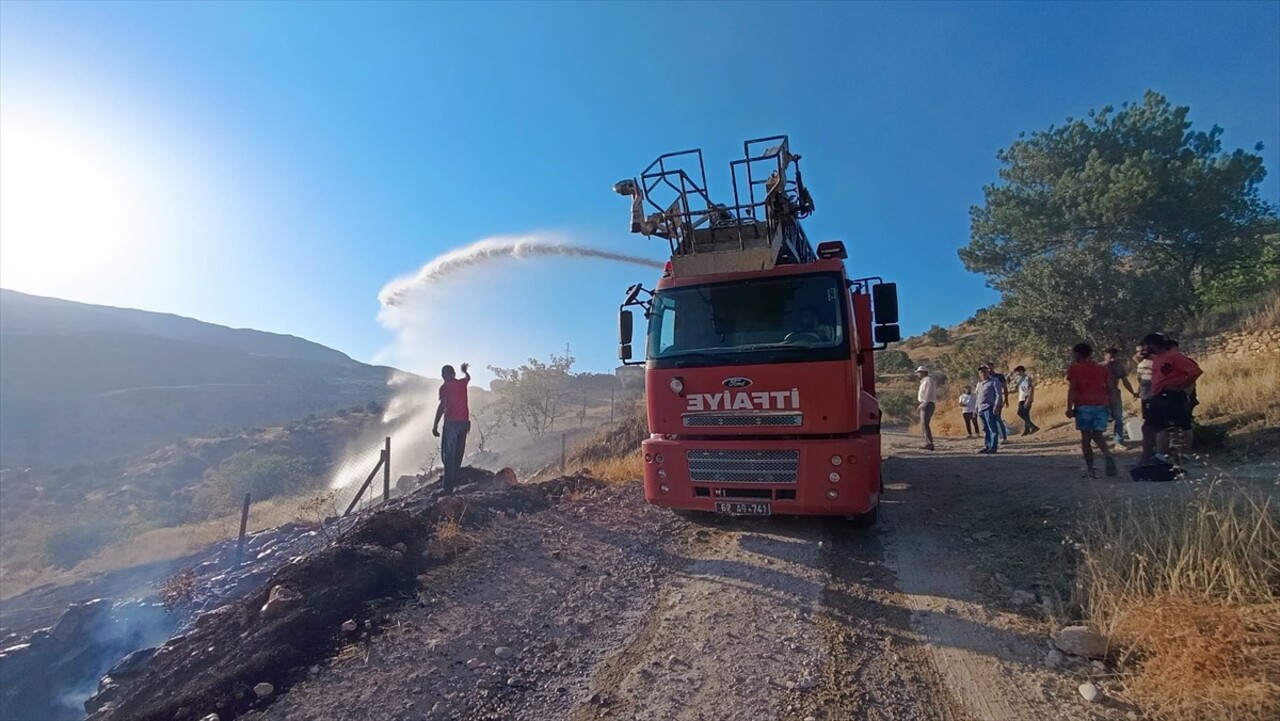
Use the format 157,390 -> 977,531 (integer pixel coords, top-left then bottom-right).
0,121 -> 145,291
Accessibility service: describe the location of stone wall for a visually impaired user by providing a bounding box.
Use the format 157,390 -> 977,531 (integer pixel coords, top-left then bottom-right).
1185,328 -> 1280,358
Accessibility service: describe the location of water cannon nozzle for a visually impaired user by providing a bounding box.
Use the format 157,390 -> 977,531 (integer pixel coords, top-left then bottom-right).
613,178 -> 639,197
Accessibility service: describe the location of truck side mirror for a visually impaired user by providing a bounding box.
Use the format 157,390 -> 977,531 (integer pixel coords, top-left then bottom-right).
872,283 -> 899,325
874,324 -> 901,344
619,309 -> 634,361
619,309 -> 634,345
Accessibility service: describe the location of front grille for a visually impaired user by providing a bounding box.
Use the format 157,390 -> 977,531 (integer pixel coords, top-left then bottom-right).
683,412 -> 803,428
686,449 -> 799,484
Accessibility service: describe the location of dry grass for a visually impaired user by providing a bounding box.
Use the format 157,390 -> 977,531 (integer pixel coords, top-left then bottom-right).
587,453 -> 645,483
562,407 -> 646,483
1195,354 -> 1280,428
1071,479 -> 1280,720
1112,595 -> 1280,721
1241,294 -> 1280,333
425,501 -> 473,560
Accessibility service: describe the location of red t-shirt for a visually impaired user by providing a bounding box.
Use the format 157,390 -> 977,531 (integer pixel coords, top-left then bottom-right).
1150,351 -> 1202,396
439,377 -> 470,422
1066,360 -> 1111,407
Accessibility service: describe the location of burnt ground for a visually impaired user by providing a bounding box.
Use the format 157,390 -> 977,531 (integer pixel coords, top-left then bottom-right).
10,432 -> 1277,721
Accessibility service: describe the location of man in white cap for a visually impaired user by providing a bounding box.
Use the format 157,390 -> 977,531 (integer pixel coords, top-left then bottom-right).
916,365 -> 937,450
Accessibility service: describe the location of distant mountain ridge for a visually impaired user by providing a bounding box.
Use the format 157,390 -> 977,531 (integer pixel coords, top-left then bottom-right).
0,289 -> 419,468
0,289 -> 360,367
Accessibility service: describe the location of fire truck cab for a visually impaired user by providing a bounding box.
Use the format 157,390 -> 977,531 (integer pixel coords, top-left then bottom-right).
616,136 -> 900,522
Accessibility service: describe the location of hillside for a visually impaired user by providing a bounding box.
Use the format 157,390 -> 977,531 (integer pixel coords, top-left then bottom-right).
0,406 -> 392,595
0,290 -> 410,468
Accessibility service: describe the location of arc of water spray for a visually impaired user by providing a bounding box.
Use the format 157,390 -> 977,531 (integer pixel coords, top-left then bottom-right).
379,234 -> 664,308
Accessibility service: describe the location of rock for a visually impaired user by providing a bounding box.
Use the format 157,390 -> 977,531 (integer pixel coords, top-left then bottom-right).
494,646 -> 515,659
253,682 -> 274,698
393,542 -> 408,554
200,714 -> 221,721
993,572 -> 1010,586
466,658 -> 483,669
259,585 -> 300,619
1044,649 -> 1065,668
107,646 -> 160,681
1052,625 -> 1108,658
341,619 -> 359,633
506,676 -> 521,687
1010,590 -> 1037,606
50,599 -> 112,642
1078,682 -> 1102,702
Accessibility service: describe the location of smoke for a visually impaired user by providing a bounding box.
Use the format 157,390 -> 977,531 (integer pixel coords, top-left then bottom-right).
378,234 -> 662,308
324,233 -> 661,491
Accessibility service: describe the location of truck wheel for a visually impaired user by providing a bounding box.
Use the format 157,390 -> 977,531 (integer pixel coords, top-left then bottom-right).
848,505 -> 878,527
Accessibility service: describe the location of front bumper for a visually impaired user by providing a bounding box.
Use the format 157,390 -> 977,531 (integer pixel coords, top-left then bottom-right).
641,436 -> 881,515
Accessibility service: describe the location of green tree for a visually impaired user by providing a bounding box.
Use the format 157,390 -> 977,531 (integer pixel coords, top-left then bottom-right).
488,351 -> 576,440
924,325 -> 951,344
960,91 -> 1278,360
875,349 -> 916,373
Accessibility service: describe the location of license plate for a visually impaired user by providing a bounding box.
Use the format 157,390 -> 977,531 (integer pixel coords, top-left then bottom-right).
715,501 -> 771,515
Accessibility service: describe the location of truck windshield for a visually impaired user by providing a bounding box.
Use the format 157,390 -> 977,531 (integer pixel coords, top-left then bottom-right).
647,273 -> 849,367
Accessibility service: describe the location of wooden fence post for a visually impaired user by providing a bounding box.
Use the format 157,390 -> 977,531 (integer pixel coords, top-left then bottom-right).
383,436 -> 391,501
234,493 -> 251,566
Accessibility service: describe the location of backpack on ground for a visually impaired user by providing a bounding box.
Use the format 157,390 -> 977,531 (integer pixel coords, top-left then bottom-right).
1129,461 -> 1181,482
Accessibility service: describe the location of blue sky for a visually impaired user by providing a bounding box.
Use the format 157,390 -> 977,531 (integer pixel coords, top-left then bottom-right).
1,1 -> 1277,377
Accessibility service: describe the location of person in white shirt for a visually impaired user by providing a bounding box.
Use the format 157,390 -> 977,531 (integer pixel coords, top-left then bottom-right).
1012,365 -> 1041,435
916,365 -> 937,450
959,387 -> 978,437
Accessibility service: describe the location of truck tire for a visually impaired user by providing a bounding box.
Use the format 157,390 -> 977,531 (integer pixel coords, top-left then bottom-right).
848,505 -> 878,527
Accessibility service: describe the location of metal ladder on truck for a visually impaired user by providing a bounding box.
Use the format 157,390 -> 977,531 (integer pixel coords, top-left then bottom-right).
613,135 -> 818,277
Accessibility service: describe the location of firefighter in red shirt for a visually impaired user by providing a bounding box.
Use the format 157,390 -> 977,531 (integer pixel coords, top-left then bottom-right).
432,362 -> 471,494
1139,334 -> 1203,465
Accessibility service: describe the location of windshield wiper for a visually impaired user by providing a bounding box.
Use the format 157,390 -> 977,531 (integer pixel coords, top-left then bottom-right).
665,351 -> 737,366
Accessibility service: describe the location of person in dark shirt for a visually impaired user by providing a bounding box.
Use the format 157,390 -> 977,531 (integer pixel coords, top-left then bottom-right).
987,363 -> 1011,442
974,365 -> 1004,454
432,362 -> 471,494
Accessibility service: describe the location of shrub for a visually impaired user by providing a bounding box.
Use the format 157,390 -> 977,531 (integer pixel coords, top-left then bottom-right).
877,391 -> 917,421
925,324 -> 951,344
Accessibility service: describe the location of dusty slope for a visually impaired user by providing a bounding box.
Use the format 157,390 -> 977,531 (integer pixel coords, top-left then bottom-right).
210,429 -> 1280,721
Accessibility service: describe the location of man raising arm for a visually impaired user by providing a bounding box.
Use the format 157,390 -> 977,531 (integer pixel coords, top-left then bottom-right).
433,362 -> 472,495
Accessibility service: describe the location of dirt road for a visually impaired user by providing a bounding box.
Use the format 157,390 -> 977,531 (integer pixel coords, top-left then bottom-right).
238,430 -> 1230,721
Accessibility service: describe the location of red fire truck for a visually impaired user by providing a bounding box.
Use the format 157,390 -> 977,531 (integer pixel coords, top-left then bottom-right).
615,136 -> 900,523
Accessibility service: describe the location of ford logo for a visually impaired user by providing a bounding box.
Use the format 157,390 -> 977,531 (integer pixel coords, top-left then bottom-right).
723,377 -> 752,388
